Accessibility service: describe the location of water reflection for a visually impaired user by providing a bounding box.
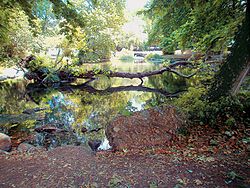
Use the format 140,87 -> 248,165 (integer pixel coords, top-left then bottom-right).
0,60 -> 198,149
45,93 -> 75,129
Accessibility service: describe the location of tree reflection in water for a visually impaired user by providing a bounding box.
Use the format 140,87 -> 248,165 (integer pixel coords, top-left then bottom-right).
0,62 -> 199,149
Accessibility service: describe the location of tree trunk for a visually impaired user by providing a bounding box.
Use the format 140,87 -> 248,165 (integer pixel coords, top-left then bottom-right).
78,62 -> 195,80
207,0 -> 250,100
231,61 -> 250,95
22,60 -> 195,84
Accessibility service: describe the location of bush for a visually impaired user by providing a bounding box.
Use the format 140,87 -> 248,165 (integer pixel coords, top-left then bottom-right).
119,55 -> 134,62
145,53 -> 164,61
174,87 -> 207,122
174,87 -> 250,127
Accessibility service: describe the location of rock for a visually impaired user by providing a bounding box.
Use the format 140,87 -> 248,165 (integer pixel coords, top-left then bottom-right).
106,106 -> 182,151
17,143 -> 35,153
81,127 -> 88,133
0,75 -> 8,81
35,125 -> 65,133
88,140 -> 102,151
0,133 -> 11,151
0,149 -> 10,155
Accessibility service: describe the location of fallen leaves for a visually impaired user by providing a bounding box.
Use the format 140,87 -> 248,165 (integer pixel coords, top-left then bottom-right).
194,179 -> 202,185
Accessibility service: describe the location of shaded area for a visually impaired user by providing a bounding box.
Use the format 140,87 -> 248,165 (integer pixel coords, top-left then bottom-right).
0,146 -> 248,187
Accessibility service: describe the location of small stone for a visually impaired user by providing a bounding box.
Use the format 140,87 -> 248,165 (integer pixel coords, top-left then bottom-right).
17,143 -> 35,153
113,127 -> 120,132
81,127 -> 88,133
88,140 -> 102,151
0,133 -> 11,151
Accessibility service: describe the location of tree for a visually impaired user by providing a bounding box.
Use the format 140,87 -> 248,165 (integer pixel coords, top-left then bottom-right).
141,0 -> 246,54
0,7 -> 35,66
207,0 -> 250,100
0,0 -> 85,32
0,0 -> 126,65
141,0 -> 249,99
0,0 -> 86,66
73,0 -> 126,62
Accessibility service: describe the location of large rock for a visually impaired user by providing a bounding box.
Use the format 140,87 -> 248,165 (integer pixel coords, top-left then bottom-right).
0,133 -> 11,151
106,106 -> 182,151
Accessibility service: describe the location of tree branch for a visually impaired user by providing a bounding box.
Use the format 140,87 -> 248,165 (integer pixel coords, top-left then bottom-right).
21,55 -> 195,83
78,66 -> 195,80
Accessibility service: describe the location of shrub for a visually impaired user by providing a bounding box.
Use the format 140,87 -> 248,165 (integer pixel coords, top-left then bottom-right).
119,55 -> 134,62
174,87 -> 250,127
145,53 -> 164,62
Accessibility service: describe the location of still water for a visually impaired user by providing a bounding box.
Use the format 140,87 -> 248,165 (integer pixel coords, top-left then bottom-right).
0,60 -> 197,150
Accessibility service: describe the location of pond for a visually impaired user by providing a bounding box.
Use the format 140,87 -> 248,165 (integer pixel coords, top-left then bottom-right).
0,60 -> 198,150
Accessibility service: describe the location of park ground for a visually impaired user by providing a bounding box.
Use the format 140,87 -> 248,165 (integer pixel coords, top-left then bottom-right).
0,125 -> 249,187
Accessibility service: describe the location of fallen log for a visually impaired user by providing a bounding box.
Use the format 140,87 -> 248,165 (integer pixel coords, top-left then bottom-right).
19,55 -> 195,84
78,61 -> 195,80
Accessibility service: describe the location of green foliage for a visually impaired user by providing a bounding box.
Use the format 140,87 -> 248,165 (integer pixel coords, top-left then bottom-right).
0,0 -> 86,39
145,53 -> 164,62
174,87 -> 207,121
174,88 -> 250,127
119,55 -> 134,62
207,2 -> 250,100
92,66 -> 101,75
0,0 -> 126,66
0,7 -> 34,66
142,0 -> 246,53
75,0 -> 126,63
24,55 -> 66,83
119,101 -> 137,116
225,117 -> 236,127
26,56 -> 53,71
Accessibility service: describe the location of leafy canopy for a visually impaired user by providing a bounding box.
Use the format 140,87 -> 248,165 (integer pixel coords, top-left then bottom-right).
141,0 -> 246,53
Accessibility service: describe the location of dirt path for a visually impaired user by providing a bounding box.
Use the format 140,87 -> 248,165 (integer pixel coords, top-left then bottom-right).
0,145 -> 249,188
1,124 -> 249,187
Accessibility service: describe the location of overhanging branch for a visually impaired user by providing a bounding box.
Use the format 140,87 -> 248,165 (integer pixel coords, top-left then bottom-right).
79,66 -> 195,80
20,55 -> 196,83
